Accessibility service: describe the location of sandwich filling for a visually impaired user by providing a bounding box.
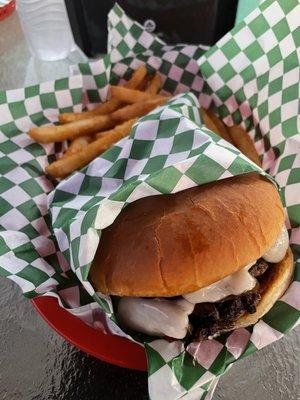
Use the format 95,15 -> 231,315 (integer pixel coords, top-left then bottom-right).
117,226 -> 289,339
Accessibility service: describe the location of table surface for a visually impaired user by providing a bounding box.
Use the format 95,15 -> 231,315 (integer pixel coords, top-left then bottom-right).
0,11 -> 299,400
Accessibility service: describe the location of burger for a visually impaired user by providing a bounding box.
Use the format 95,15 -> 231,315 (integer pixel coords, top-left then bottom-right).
90,173 -> 294,340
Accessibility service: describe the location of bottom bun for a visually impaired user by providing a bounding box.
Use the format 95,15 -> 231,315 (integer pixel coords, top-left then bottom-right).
233,247 -> 294,330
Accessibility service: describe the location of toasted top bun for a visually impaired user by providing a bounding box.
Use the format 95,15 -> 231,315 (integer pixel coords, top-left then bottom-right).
233,247 -> 294,330
90,173 -> 285,297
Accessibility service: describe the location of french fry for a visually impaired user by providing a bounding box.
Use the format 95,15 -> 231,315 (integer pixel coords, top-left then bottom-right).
65,136 -> 91,156
138,76 -> 151,91
202,109 -> 233,144
126,65 -> 148,89
59,65 -> 148,124
30,91 -> 168,144
111,97 -> 168,122
110,86 -> 165,104
46,119 -> 137,178
95,119 -> 136,140
59,98 -> 120,124
29,115 -> 114,143
227,125 -> 261,166
202,109 -> 261,166
146,73 -> 162,95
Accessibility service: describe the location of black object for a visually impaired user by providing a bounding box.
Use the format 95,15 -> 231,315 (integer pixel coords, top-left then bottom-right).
65,0 -> 238,58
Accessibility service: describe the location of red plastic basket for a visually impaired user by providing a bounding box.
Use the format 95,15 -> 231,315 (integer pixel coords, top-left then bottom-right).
0,0 -> 15,21
31,296 -> 147,371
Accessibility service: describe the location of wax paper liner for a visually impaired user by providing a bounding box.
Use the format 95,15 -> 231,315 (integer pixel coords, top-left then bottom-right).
0,1 -> 299,399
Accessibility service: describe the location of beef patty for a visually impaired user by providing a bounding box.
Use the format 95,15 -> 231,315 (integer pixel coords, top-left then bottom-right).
190,259 -> 271,340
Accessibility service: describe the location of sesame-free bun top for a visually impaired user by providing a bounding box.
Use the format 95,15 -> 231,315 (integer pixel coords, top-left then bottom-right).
90,173 -> 285,297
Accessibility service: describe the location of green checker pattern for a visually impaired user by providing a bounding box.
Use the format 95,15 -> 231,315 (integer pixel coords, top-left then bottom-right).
50,93 -> 265,317
0,75 -> 94,308
0,2 -> 300,399
75,3 -> 208,106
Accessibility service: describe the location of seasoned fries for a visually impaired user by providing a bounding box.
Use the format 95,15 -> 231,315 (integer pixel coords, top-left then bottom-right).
201,109 -> 261,166
29,114 -> 114,143
64,136 -> 91,156
125,65 -> 148,89
30,96 -> 168,144
112,97 -> 169,122
59,98 -> 120,124
59,65 -> 147,124
227,125 -> 261,166
28,65 -> 260,179
146,73 -> 162,95
202,109 -> 233,144
110,86 -> 165,104
94,119 -> 136,140
138,76 -> 151,91
46,119 -> 137,178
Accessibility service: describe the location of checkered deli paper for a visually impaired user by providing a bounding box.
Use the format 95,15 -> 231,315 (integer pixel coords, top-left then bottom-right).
0,1 -> 300,398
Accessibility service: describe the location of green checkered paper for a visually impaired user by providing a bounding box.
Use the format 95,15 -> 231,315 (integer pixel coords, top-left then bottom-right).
1,1 -> 300,399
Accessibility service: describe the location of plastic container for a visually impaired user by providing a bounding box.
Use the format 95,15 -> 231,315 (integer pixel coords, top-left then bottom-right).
17,0 -> 75,61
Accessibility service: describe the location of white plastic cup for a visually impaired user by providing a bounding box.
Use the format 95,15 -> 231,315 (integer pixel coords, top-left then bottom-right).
17,0 -> 76,61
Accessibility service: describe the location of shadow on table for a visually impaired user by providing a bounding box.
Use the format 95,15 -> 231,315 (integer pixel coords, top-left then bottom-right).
0,279 -> 148,400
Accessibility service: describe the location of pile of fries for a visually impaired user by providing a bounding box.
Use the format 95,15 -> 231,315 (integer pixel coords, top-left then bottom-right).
29,65 -> 260,179
29,66 -> 169,178
201,109 -> 261,167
